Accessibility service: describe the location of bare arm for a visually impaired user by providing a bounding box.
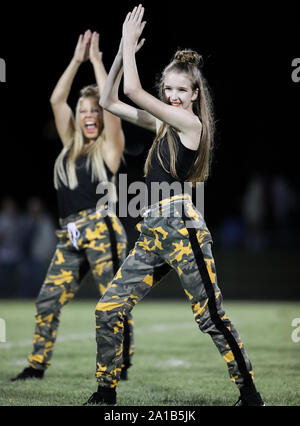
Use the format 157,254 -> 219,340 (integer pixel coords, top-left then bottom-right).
90,32 -> 125,173
122,6 -> 201,141
100,37 -> 156,132
50,31 -> 91,146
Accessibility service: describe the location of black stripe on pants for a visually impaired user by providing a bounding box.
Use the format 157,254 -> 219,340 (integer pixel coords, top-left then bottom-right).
103,215 -> 119,274
182,217 -> 253,387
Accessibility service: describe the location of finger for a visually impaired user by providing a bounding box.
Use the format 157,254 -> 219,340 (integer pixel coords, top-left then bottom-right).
124,11 -> 131,23
133,4 -> 142,21
92,31 -> 98,43
83,32 -> 89,43
137,38 -> 145,49
83,32 -> 92,46
140,20 -> 147,33
136,38 -> 145,53
130,6 -> 138,20
84,29 -> 92,41
137,5 -> 144,23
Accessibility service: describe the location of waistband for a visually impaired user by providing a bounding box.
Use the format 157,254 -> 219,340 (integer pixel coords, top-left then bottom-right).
59,205 -> 109,228
141,193 -> 192,217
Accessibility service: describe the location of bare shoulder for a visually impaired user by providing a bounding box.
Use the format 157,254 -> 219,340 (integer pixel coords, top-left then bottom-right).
178,116 -> 202,150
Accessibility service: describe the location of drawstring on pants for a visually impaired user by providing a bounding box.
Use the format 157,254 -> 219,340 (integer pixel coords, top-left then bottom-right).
67,222 -> 81,250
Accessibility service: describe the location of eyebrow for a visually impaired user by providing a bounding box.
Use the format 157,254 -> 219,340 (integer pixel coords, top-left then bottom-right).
164,85 -> 189,90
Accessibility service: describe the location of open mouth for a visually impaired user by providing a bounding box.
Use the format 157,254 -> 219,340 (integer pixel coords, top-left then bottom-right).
85,121 -> 97,133
171,102 -> 181,107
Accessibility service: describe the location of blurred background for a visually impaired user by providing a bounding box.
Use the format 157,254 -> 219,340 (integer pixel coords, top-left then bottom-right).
0,0 -> 299,300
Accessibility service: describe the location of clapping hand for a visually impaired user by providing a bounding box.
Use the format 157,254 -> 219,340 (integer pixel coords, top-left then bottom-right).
89,31 -> 103,64
74,30 -> 92,63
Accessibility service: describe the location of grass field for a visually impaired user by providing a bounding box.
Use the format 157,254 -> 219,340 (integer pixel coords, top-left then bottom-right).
0,299 -> 299,406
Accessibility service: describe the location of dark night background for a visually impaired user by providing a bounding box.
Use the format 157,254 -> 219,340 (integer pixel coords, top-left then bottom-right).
0,0 -> 299,299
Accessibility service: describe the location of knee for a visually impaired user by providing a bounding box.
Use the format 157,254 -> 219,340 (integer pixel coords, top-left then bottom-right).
195,314 -> 212,334
36,285 -> 73,315
192,299 -> 225,334
95,300 -> 126,324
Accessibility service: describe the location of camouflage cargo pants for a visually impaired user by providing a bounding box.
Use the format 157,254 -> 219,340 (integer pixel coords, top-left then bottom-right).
28,207 -> 134,372
95,195 -> 255,389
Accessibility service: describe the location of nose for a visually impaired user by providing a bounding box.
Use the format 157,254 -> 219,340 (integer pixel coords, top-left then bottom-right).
170,90 -> 178,100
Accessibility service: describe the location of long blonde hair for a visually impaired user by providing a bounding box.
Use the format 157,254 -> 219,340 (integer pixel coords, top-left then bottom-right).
54,85 -> 109,190
144,49 -> 215,184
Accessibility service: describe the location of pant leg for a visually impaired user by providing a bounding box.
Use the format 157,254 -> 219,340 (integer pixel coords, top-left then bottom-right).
84,212 -> 135,370
94,239 -> 165,388
28,239 -> 88,370
163,209 -> 254,388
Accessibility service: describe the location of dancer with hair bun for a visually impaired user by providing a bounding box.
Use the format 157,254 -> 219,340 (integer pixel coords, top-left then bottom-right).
85,5 -> 264,406
11,30 -> 134,382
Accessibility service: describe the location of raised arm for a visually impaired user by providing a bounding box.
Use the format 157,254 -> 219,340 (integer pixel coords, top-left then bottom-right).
99,34 -> 156,133
89,31 -> 125,173
50,30 -> 92,145
122,5 -> 200,136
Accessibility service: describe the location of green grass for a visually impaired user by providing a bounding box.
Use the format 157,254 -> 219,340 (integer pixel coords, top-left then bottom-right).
0,299 -> 299,406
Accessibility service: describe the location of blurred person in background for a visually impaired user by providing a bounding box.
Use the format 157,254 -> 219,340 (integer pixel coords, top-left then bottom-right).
0,197 -> 23,297
269,175 -> 297,247
242,173 -> 298,251
17,197 -> 57,298
11,30 -> 133,382
241,173 -> 268,251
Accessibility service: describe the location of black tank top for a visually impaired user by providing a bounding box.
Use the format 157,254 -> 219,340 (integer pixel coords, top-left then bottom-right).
56,154 -> 113,219
145,127 -> 198,206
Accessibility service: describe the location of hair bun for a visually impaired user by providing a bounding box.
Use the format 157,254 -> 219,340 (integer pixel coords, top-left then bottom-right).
173,49 -> 202,67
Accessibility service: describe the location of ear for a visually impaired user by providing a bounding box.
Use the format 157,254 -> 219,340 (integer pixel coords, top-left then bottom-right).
192,88 -> 199,102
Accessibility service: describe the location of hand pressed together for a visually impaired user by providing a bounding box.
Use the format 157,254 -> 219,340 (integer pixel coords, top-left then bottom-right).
74,30 -> 92,63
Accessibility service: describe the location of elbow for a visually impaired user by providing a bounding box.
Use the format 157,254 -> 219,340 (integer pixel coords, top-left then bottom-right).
99,94 -> 112,111
50,93 -> 63,106
49,95 -> 57,105
99,95 -> 118,115
123,84 -> 135,99
99,95 -> 107,109
123,85 -> 141,103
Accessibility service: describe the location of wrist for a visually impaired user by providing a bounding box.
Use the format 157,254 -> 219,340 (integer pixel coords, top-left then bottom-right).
71,56 -> 82,66
90,56 -> 102,65
123,36 -> 136,48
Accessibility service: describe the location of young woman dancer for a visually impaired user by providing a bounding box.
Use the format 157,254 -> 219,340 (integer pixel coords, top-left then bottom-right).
11,30 -> 134,382
85,5 -> 264,406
